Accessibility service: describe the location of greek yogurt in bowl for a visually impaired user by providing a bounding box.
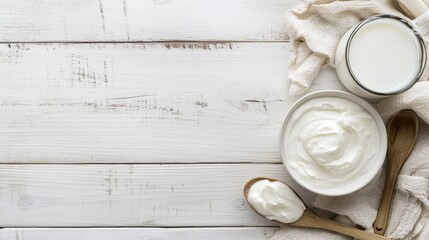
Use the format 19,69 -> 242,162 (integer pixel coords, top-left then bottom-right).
280,91 -> 387,196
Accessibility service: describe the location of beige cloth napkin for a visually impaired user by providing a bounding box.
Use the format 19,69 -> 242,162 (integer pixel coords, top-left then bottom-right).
286,0 -> 403,95
273,0 -> 429,239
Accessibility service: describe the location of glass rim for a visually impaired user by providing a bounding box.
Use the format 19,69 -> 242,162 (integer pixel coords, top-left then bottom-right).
345,14 -> 427,96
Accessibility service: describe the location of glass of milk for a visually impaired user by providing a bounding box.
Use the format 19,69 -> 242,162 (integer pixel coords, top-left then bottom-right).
335,14 -> 428,99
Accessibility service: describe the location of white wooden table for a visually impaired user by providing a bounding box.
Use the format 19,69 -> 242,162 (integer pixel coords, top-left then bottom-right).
0,1 -> 345,239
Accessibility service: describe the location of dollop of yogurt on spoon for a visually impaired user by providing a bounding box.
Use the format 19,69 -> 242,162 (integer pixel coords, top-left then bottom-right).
247,180 -> 305,223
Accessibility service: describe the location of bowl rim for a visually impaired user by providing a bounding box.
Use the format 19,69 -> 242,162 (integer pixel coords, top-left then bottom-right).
279,90 -> 387,196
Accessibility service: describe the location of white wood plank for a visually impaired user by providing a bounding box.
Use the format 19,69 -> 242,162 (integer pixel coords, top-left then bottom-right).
0,43 -> 342,163
0,43 -> 287,163
0,227 -> 277,240
0,0 -> 299,42
0,164 -> 315,227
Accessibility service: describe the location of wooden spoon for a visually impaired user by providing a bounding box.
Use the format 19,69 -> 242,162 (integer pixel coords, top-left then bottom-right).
244,177 -> 390,240
373,109 -> 419,236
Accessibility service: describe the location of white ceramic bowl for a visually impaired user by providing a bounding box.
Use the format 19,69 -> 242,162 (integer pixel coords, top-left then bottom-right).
280,90 -> 387,196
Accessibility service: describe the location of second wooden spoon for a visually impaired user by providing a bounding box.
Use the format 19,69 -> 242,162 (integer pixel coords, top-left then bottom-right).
373,109 -> 419,235
244,177 -> 389,240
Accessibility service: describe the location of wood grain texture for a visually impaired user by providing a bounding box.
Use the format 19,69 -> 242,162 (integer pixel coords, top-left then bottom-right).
0,42 -> 342,163
0,0 -> 299,42
0,228 -> 277,240
0,164 -> 316,227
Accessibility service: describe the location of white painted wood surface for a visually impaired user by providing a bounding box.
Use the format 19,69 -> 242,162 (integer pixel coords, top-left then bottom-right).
0,43 -> 341,164
0,164 -> 315,227
0,43 -> 288,163
0,0 -> 299,42
0,0 -> 354,238
0,228 -> 277,240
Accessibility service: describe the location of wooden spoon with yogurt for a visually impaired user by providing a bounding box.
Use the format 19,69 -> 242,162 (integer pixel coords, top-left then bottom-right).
373,109 -> 419,235
244,177 -> 390,240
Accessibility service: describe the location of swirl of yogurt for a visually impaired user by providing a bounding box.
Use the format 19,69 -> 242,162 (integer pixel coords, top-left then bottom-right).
284,97 -> 380,191
247,180 -> 305,223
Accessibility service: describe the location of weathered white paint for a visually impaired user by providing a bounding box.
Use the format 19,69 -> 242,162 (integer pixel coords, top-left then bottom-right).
0,43 -> 341,163
0,164 -> 315,227
0,0 -> 354,237
0,0 -> 300,42
0,228 -> 277,240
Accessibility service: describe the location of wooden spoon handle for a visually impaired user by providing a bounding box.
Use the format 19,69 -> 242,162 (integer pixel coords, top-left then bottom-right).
373,166 -> 401,236
293,211 -> 390,240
